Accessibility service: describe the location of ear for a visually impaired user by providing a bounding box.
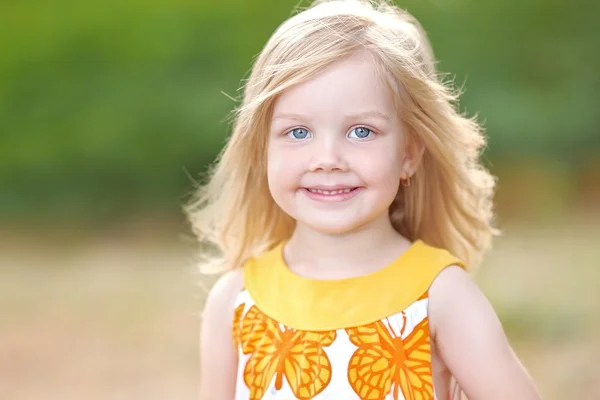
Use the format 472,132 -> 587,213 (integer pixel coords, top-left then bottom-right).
402,135 -> 425,178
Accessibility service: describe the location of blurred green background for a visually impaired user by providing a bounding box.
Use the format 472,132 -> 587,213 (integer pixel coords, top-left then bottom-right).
1,0 -> 599,399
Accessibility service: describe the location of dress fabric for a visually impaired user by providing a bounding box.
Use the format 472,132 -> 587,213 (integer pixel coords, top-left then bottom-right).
232,240 -> 464,400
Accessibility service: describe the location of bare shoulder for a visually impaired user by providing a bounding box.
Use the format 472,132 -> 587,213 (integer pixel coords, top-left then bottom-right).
428,264 -> 500,346
428,265 -> 482,328
427,265 -> 540,400
200,267 -> 245,344
203,267 -> 245,318
199,268 -> 245,400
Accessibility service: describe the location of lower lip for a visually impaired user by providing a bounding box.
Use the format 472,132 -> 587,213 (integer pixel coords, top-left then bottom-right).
301,187 -> 362,202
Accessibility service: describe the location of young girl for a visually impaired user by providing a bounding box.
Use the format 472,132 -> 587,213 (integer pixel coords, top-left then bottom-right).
187,1 -> 540,399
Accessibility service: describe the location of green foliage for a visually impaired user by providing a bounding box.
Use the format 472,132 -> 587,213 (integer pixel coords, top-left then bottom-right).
1,0 -> 598,222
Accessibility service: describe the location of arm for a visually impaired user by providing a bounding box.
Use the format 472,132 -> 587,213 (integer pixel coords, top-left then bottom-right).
198,269 -> 244,400
429,265 -> 541,400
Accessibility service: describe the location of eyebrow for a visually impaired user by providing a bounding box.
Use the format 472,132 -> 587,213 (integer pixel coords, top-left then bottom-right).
271,110 -> 391,122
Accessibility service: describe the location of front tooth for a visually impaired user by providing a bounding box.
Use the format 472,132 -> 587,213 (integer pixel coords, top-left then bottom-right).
310,188 -> 353,194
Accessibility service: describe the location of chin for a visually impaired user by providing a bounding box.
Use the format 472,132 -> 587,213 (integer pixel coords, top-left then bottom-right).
300,217 -> 366,236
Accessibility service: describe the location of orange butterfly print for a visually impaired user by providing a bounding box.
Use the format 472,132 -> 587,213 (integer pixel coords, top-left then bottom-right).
345,314 -> 433,400
237,305 -> 336,400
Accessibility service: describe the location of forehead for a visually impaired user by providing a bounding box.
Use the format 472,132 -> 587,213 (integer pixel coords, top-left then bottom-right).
272,51 -> 398,120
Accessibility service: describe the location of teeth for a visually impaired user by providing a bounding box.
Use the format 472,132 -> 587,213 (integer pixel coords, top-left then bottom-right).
308,188 -> 353,195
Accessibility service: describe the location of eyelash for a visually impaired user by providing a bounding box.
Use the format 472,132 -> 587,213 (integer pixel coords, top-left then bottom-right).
284,126 -> 376,140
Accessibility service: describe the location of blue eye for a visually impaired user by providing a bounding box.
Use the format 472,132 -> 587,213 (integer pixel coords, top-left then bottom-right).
287,128 -> 311,139
348,127 -> 373,139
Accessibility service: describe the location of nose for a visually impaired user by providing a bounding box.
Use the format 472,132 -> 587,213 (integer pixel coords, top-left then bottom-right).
309,135 -> 348,172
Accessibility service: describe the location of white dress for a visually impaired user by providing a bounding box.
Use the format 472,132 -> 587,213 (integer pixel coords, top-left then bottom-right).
232,240 -> 464,400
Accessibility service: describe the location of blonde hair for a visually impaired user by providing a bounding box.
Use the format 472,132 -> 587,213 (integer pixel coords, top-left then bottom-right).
185,0 -> 499,274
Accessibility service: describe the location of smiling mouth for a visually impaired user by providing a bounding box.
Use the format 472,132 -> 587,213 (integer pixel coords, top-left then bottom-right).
301,186 -> 362,202
306,188 -> 357,195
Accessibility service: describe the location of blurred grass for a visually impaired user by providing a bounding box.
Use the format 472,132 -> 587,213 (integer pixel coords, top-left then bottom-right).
1,215 -> 599,399
0,223 -> 202,399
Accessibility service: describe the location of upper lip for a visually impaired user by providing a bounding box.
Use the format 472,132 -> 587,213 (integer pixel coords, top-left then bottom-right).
303,185 -> 358,190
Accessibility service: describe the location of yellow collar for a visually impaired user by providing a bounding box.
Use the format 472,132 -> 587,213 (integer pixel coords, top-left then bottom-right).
243,239 -> 464,331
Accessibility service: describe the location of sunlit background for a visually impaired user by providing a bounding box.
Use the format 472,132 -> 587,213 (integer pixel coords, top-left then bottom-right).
1,0 -> 599,398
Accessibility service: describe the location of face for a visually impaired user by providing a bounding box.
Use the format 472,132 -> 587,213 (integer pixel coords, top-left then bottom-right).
267,51 -> 416,235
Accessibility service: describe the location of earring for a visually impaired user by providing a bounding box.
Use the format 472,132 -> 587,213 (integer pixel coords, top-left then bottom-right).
400,176 -> 411,187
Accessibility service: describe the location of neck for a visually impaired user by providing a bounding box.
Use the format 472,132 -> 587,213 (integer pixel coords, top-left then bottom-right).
284,213 -> 411,275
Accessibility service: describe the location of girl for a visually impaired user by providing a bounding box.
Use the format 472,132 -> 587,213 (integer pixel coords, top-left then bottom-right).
187,0 -> 540,399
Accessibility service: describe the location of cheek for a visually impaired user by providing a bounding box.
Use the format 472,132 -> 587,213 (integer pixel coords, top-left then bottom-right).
267,144 -> 300,194
365,165 -> 402,198
367,160 -> 402,206
266,146 -> 282,192
357,145 -> 404,185
352,149 -> 403,207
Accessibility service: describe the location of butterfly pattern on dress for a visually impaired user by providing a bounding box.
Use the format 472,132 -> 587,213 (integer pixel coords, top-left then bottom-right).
233,295 -> 435,400
345,313 -> 433,400
234,304 -> 337,400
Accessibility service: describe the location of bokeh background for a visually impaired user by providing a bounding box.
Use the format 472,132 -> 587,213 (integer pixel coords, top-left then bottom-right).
1,0 -> 599,398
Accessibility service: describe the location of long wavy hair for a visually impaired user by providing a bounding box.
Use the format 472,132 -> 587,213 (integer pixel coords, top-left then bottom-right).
185,0 -> 499,276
